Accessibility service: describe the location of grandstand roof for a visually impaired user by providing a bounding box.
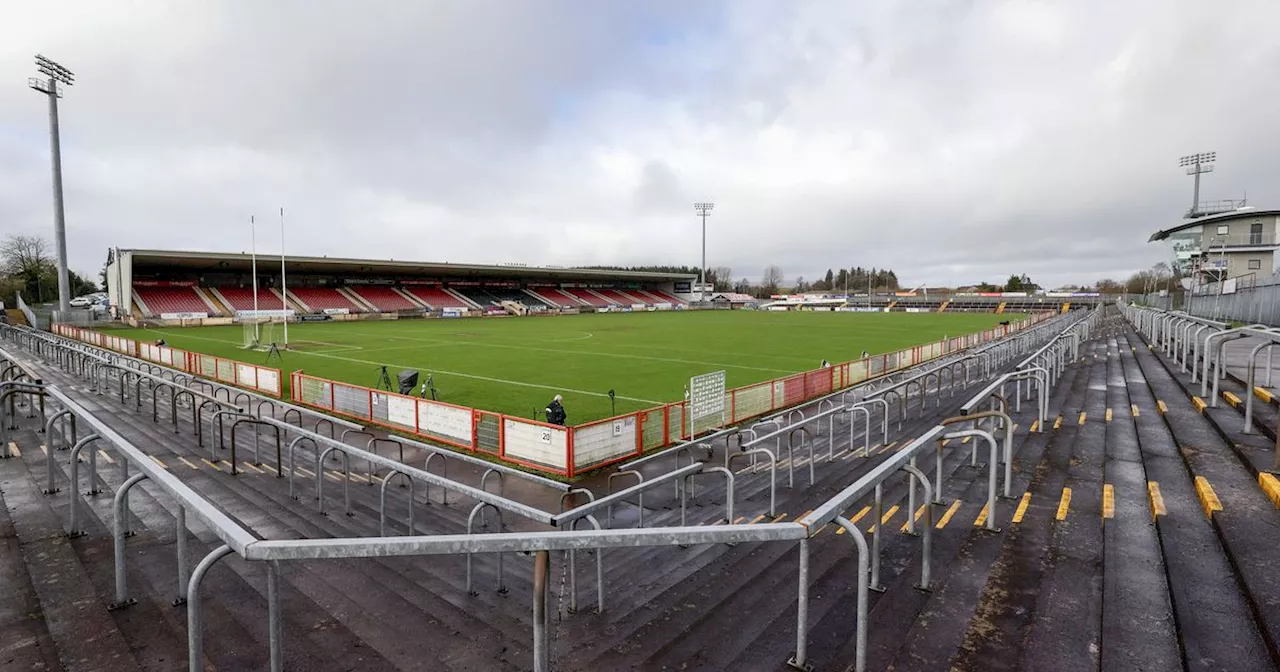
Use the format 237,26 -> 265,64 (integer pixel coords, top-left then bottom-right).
121,249 -> 696,282
1147,207 -> 1280,242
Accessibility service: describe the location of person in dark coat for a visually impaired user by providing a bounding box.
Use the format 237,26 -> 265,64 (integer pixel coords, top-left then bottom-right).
545,394 -> 567,425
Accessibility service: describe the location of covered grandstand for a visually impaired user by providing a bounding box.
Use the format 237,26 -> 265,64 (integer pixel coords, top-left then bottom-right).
106,249 -> 695,323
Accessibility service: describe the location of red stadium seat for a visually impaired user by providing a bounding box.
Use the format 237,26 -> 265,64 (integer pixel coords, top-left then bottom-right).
133,286 -> 213,316
404,287 -> 473,310
563,288 -> 613,308
215,287 -> 287,312
288,288 -> 363,312
350,286 -> 421,311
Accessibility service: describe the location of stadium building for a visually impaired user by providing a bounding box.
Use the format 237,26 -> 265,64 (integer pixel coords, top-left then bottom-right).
104,249 -> 697,323
1149,207 -> 1280,280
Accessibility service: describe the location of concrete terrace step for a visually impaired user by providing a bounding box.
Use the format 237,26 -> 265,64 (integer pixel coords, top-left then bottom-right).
5,415 -> 400,672
1131,328 -> 1280,667
0,434 -> 141,672
888,337 -> 1102,672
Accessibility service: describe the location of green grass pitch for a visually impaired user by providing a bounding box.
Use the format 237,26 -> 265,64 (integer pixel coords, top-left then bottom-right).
102,311 -> 1019,423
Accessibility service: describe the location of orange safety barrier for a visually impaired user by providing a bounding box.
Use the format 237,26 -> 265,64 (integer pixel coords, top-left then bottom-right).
52,324 -> 283,397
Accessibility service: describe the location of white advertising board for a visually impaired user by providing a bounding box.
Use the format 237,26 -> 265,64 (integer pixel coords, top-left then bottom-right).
418,401 -> 474,444
386,395 -> 417,428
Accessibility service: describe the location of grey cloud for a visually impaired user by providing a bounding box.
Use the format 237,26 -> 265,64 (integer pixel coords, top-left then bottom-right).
1,0 -> 1278,290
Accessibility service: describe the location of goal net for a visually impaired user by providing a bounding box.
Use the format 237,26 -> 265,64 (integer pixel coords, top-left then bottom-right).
241,318 -> 286,351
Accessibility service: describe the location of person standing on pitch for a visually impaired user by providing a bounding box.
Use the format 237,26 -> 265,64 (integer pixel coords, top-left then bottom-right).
545,394 -> 567,425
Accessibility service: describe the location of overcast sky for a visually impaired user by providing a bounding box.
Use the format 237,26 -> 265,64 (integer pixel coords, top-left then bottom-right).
3,1 -> 1278,289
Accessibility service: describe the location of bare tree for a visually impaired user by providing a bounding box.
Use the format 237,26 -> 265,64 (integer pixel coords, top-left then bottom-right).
762,265 -> 783,294
712,266 -> 733,292
1,234 -> 56,302
0,235 -> 52,278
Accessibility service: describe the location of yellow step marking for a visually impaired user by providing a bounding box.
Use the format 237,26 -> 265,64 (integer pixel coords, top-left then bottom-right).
369,474 -> 384,483
39,444 -> 47,453
962,436 -> 972,444
772,513 -> 788,523
936,500 -> 963,528
8,442 -> 20,458
220,460 -> 234,470
98,449 -> 115,464
1191,396 -> 1206,413
733,516 -> 746,524
349,472 -> 370,483
325,470 -> 344,481
1258,473 -> 1280,509
1012,492 -> 1032,524
1105,408 -> 1113,423
900,505 -> 928,532
1194,476 -> 1222,518
974,504 -> 990,527
868,505 -> 899,533
1053,416 -> 1063,430
1157,400 -> 1168,415
202,458 -> 221,471
240,461 -> 264,474
179,456 -> 200,470
837,505 -> 873,534
150,456 -> 168,470
1223,391 -> 1242,408
879,441 -> 898,454
1147,481 -> 1167,519
1056,487 -> 1072,521
1078,412 -> 1087,425
1131,404 -> 1140,417
1255,387 -> 1275,404
297,467 -> 315,477
748,514 -> 767,525
1030,420 -> 1039,432
1102,484 -> 1115,519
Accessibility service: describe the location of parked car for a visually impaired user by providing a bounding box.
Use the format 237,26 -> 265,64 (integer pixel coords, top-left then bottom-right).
70,296 -> 92,307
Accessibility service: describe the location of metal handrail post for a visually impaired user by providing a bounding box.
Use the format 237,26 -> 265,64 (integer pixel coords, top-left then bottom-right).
111,471 -> 148,609
188,544 -> 234,672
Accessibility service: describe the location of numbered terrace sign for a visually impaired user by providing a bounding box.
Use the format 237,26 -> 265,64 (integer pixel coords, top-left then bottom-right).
689,370 -> 727,440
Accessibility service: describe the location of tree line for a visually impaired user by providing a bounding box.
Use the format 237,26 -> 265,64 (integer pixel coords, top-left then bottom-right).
584,262 -> 1181,298
0,234 -> 98,305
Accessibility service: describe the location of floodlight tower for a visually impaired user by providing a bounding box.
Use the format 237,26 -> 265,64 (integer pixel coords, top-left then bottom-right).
1180,151 -> 1216,218
694,202 -> 714,298
28,54 -> 75,314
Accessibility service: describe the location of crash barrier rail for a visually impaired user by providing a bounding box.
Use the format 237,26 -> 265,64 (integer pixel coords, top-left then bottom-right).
1124,305 -> 1227,377
1122,306 -> 1280,466
1013,310 -> 1094,392
0,369 -> 268,672
601,312 -> 1082,526
0,343 -> 582,671
284,312 -> 1057,477
867,313 -> 1078,428
50,323 -> 283,397
3,324 -> 363,442
3,327 -> 570,504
